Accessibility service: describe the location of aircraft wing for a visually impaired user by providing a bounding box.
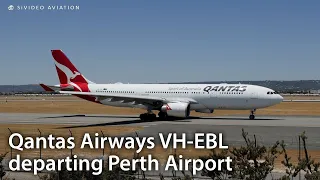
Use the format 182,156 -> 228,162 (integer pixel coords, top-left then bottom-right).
58,91 -> 198,107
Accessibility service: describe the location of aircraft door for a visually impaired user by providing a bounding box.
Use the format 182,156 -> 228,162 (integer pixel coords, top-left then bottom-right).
251,91 -> 259,99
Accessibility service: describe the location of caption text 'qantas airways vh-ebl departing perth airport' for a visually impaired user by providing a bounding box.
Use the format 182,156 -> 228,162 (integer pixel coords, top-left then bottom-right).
40,50 -> 283,120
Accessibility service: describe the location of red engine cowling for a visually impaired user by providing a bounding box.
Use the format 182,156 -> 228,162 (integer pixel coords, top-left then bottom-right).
161,102 -> 190,118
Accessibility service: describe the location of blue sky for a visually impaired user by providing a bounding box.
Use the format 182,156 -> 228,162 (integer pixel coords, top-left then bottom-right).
1,0 -> 319,85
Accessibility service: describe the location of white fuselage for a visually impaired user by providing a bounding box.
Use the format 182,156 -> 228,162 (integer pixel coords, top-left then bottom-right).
86,83 -> 283,111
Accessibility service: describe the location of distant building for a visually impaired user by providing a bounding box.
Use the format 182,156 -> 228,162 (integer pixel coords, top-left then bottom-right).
309,89 -> 320,94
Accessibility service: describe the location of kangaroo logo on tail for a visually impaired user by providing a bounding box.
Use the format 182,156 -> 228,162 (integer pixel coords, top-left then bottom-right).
51,50 -> 94,92
54,60 -> 82,83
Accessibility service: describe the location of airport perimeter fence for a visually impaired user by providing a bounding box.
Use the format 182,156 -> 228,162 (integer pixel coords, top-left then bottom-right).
2,128 -> 320,180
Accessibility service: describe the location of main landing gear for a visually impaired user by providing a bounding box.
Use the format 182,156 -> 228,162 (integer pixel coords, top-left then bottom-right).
139,107 -> 157,121
139,113 -> 156,121
249,109 -> 256,120
139,111 -> 169,121
158,111 -> 168,120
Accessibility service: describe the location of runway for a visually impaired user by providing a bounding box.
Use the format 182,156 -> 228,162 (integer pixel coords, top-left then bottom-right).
0,113 -> 319,149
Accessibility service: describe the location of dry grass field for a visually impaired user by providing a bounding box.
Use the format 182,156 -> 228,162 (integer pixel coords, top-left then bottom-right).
0,98 -> 320,116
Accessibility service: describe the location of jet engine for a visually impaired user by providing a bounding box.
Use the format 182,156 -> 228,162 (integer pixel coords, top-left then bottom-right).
195,109 -> 214,113
161,102 -> 190,118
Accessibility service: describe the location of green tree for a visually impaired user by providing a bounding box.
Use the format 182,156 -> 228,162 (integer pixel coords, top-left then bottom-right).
200,129 -> 282,180
230,129 -> 281,180
199,149 -> 232,179
281,132 -> 320,180
0,152 -> 8,180
102,164 -> 136,180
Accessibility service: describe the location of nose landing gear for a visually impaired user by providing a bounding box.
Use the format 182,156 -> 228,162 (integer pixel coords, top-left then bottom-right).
249,109 -> 256,120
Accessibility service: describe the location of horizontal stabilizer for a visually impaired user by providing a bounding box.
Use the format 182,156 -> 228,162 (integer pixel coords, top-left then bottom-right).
39,84 -> 60,92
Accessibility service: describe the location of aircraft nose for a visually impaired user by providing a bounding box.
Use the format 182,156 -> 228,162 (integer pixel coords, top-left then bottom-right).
277,94 -> 284,102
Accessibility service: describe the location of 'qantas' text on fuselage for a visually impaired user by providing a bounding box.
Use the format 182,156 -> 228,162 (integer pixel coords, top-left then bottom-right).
203,86 -> 247,93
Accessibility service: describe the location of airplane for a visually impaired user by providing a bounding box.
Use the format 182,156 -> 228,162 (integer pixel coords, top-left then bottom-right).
40,50 -> 283,120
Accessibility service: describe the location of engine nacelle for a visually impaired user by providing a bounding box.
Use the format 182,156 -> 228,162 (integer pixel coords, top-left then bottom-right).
161,102 -> 190,118
195,109 -> 214,113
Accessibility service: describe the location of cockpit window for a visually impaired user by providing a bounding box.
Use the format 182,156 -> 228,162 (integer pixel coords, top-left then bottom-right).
267,91 -> 278,94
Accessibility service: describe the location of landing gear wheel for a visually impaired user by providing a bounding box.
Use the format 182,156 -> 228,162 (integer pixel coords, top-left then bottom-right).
158,112 -> 168,120
249,109 -> 256,120
149,113 -> 156,120
139,113 -> 157,121
139,114 -> 147,121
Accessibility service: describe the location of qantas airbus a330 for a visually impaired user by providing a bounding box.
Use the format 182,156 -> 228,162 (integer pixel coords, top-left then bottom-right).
40,50 -> 283,120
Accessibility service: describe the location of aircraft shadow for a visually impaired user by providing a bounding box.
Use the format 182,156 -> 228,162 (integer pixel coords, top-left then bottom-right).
55,115 -> 282,129
59,117 -> 190,129
190,116 -> 284,121
39,115 -> 86,119
40,114 -> 282,121
40,115 -> 138,119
